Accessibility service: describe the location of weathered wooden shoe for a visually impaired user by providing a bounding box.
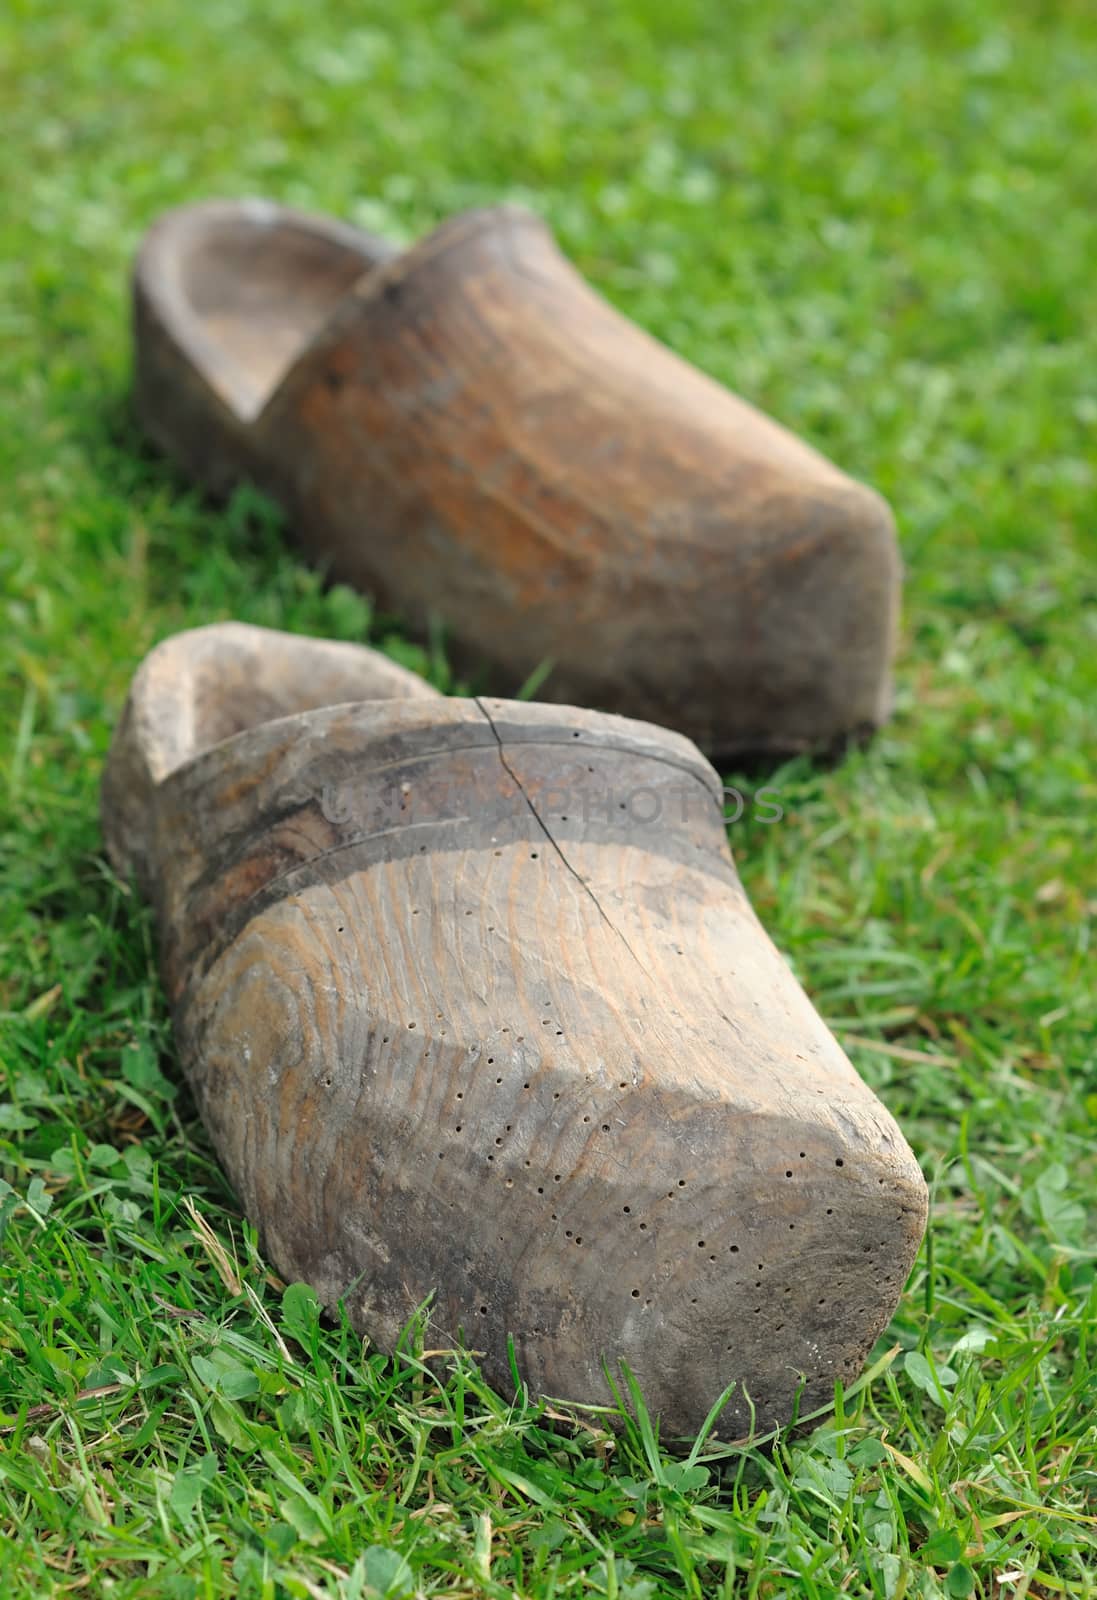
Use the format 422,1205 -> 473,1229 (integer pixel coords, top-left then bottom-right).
133,200 -> 901,759
102,622 -> 926,1438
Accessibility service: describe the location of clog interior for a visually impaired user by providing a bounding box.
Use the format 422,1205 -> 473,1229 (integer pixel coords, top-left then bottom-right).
154,628 -> 438,775
180,214 -> 387,418
185,648 -> 365,755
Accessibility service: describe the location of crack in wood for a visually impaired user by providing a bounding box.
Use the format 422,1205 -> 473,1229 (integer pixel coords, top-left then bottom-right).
473,696 -> 650,977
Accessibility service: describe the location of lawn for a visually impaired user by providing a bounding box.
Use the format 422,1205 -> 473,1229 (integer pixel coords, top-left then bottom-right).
1,0 -> 1095,1595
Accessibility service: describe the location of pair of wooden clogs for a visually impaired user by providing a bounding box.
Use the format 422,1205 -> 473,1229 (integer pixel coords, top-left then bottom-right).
106,200 -> 925,1439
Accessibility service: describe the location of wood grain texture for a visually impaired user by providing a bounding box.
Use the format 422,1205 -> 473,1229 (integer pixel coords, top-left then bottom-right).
102,623 -> 927,1438
133,201 -> 901,759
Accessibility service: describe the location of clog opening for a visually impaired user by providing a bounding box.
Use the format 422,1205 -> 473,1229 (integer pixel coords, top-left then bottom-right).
177,210 -> 389,419
144,625 -> 439,777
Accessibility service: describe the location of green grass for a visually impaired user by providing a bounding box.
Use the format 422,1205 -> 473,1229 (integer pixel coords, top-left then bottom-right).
2,0 -> 1095,1594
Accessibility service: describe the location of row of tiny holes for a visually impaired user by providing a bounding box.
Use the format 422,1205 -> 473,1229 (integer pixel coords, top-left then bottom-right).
318,1063 -> 891,1281
331,948 -> 885,1307
449,1052 -> 622,1159
440,1123 -> 867,1301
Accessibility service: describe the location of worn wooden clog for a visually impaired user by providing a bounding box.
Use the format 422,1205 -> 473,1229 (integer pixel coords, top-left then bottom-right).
133,201 -> 901,759
102,622 -> 926,1437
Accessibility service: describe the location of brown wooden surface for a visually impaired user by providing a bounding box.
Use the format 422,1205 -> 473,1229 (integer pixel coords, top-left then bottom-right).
134,201 -> 901,759
103,622 -> 926,1439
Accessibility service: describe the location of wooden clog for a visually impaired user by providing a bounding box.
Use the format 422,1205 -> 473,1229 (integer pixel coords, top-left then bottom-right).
133,201 -> 901,759
102,622 -> 926,1437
